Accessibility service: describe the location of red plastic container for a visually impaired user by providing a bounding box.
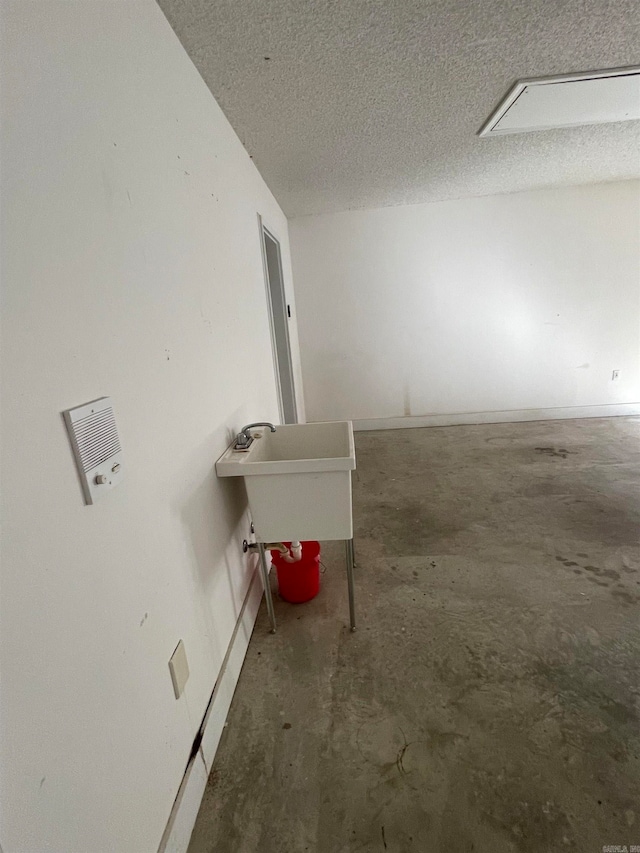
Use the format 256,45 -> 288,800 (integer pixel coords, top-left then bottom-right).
270,541 -> 321,603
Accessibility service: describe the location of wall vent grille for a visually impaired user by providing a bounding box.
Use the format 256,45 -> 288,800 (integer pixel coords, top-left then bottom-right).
73,407 -> 121,472
63,397 -> 124,504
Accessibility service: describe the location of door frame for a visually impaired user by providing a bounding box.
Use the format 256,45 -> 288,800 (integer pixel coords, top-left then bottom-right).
257,214 -> 298,423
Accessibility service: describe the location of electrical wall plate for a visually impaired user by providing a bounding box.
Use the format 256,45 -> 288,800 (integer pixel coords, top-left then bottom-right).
168,640 -> 190,699
63,396 -> 124,505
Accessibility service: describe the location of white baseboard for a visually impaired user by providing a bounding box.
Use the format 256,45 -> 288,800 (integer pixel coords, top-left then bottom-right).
352,402 -> 640,432
157,749 -> 208,853
158,565 -> 265,853
198,569 -> 265,773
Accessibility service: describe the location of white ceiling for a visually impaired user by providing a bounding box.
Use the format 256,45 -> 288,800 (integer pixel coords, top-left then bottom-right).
157,0 -> 640,218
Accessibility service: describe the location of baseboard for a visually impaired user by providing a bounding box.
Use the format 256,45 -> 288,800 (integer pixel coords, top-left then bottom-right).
157,749 -> 208,853
158,564 -> 265,853
352,402 -> 640,432
198,568 -> 265,774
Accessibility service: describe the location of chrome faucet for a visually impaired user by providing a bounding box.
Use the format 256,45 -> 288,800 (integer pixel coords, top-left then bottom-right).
235,422 -> 276,450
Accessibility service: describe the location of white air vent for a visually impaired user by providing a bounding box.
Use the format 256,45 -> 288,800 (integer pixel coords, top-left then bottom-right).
479,66 -> 640,137
63,397 -> 124,504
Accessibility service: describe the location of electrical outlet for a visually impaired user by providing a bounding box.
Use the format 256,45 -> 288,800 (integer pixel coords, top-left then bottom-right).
612,370 -> 620,381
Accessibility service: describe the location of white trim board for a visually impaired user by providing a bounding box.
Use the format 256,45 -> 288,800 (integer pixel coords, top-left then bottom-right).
352,403 -> 640,432
158,564 -> 266,853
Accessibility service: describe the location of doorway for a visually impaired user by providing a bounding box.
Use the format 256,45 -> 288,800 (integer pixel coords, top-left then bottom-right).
259,218 -> 298,423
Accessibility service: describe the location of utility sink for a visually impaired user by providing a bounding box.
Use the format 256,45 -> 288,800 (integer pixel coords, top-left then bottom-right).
216,421 -> 355,542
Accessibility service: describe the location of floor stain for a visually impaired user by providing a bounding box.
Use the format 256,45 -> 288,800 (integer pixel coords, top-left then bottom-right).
535,446 -> 572,459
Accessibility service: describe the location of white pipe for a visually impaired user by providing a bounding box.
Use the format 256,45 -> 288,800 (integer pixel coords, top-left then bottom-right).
266,541 -> 303,563
287,541 -> 302,563
278,540 -> 302,563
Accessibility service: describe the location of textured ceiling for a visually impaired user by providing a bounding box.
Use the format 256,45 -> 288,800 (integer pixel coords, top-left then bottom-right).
158,0 -> 640,217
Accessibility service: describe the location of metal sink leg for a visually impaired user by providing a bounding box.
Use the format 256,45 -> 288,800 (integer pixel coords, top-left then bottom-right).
345,538 -> 356,632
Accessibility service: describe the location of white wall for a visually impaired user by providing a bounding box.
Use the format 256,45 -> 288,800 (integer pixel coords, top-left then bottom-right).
290,181 -> 640,424
0,2 -> 303,851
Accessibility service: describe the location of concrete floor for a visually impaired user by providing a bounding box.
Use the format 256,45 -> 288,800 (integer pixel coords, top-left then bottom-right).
188,417 -> 640,853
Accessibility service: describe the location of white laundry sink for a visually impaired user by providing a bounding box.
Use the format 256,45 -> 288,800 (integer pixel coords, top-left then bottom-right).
216,421 -> 355,542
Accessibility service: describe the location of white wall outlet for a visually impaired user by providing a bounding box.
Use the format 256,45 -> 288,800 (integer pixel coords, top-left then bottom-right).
168,640 -> 190,699
612,370 -> 620,381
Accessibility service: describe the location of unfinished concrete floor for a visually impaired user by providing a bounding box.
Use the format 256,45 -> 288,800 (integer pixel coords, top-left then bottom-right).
189,417 -> 640,853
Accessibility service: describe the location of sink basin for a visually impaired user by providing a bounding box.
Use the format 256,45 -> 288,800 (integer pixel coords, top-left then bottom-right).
216,421 -> 355,542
